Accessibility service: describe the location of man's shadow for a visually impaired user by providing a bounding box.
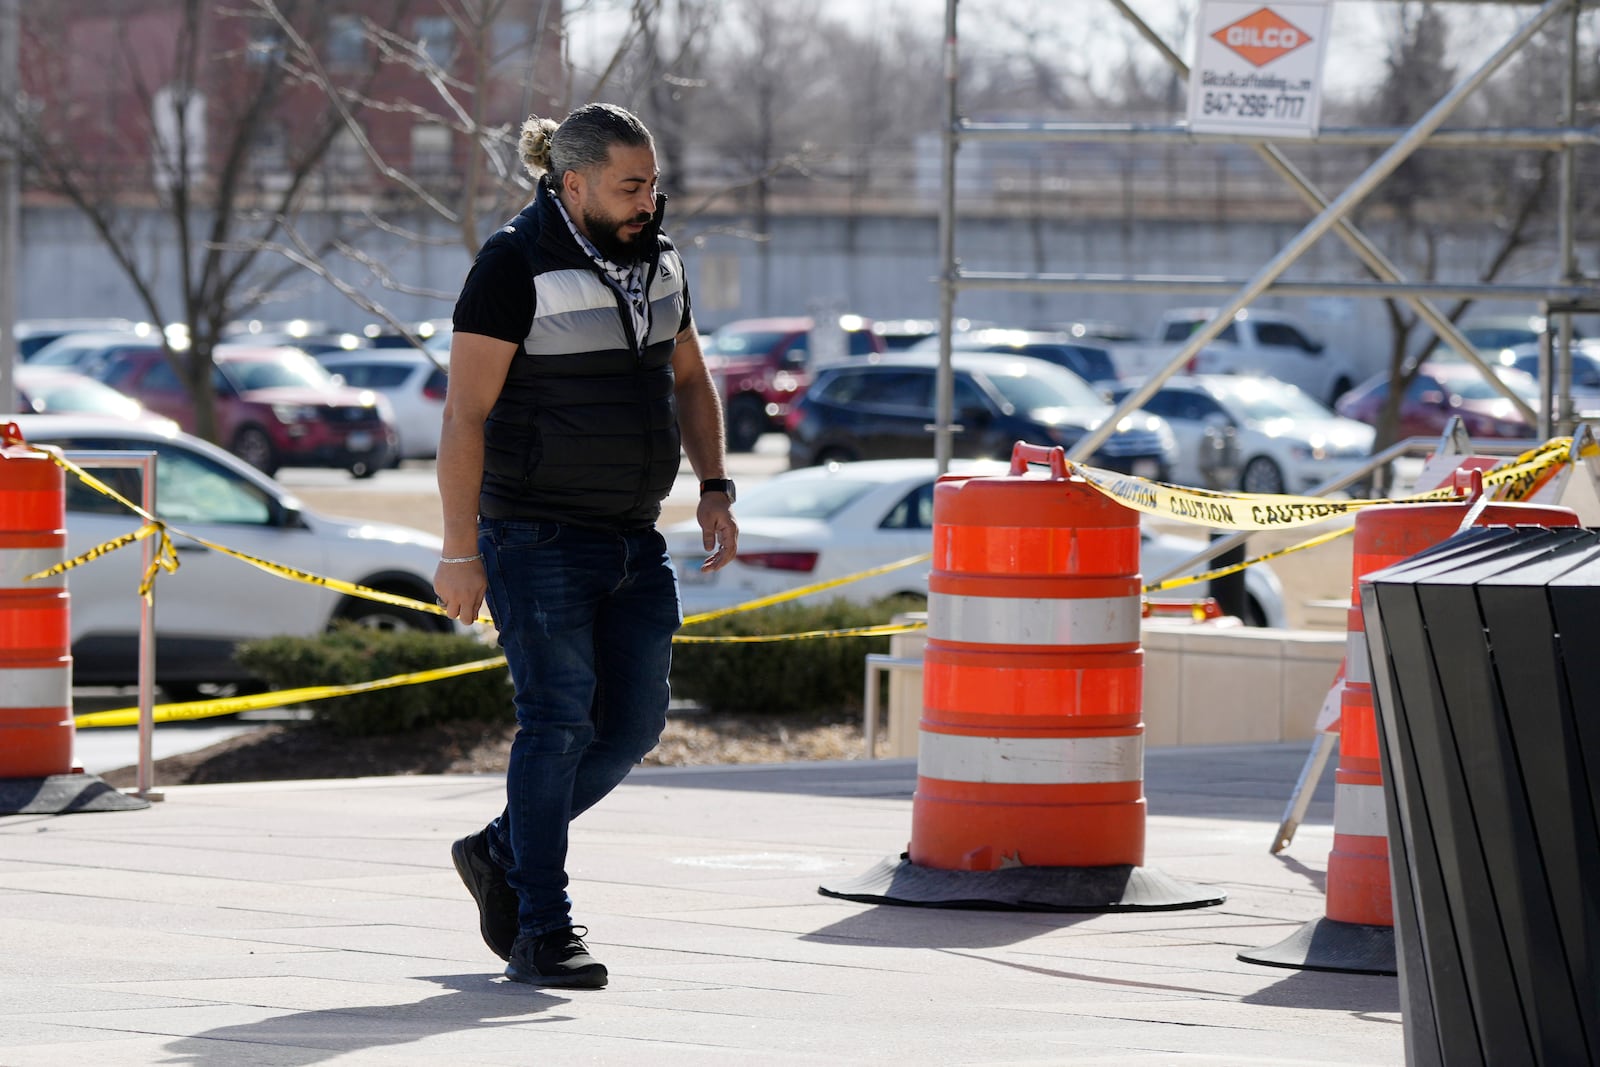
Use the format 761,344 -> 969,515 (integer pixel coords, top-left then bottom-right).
159,974 -> 573,1067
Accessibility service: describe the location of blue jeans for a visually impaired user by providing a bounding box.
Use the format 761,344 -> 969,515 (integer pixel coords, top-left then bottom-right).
479,520 -> 681,939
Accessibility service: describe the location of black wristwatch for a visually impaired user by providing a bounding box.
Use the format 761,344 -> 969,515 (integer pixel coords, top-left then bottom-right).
700,478 -> 736,503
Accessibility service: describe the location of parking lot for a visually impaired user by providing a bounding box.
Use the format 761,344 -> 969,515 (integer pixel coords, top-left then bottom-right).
274,435 -> 1354,633
274,433 -> 795,537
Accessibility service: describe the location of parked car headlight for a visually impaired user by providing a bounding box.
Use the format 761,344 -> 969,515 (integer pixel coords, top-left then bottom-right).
271,403 -> 321,424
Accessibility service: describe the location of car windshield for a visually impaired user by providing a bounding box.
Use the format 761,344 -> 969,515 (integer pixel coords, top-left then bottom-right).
705,330 -> 789,356
48,434 -> 274,525
29,339 -> 111,367
1466,327 -> 1537,349
1452,369 -> 1538,401
732,477 -> 879,520
1213,379 -> 1332,420
21,376 -> 145,419
220,355 -> 337,392
979,361 -> 1105,410
1511,353 -> 1600,388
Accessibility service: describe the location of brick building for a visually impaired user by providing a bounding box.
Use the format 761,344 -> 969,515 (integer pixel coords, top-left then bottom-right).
18,0 -> 563,203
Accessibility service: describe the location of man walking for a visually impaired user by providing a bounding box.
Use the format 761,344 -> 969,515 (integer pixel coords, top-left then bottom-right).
433,103 -> 738,989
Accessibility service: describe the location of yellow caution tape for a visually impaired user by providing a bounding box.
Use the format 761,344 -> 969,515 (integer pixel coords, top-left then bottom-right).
681,552 -> 931,626
74,655 -> 511,728
41,421 -> 1593,736
1142,524 -> 1356,594
21,446 -> 183,598
1068,436 -> 1572,531
18,439 -> 495,625
673,622 -> 927,644
1123,437 -> 1574,593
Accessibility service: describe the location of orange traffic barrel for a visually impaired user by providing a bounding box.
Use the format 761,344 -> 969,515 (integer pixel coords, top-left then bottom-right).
1241,472 -> 1579,973
0,423 -> 74,779
821,443 -> 1224,912
912,444 -> 1145,871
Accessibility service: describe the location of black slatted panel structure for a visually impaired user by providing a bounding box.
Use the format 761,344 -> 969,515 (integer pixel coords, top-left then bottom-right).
1359,526 -> 1600,1067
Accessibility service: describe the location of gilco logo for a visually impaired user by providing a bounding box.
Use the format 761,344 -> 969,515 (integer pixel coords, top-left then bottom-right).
1212,7 -> 1313,67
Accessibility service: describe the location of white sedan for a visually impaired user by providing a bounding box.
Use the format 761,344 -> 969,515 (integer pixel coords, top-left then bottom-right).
664,458 -> 1286,628
6,414 -> 465,700
1118,375 -> 1375,495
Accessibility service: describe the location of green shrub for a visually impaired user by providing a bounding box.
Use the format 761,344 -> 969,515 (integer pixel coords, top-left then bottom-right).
235,624 -> 511,738
670,595 -> 923,718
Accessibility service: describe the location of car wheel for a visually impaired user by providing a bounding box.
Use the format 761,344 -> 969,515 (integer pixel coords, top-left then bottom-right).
349,458 -> 378,479
159,680 -> 263,704
333,590 -> 452,634
1240,456 -> 1285,496
1239,595 -> 1270,628
725,394 -> 768,453
232,425 -> 278,475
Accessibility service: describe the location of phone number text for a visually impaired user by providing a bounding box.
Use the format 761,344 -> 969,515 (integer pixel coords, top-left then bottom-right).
1201,92 -> 1307,121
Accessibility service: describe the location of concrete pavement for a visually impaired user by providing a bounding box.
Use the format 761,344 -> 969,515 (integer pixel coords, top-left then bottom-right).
0,745 -> 1403,1066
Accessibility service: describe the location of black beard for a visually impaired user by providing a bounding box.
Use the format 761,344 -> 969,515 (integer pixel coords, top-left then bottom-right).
583,209 -> 653,265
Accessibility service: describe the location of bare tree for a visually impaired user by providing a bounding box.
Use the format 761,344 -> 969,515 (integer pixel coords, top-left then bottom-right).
6,0 -> 414,445
1352,3 -> 1594,450
217,0 -> 572,358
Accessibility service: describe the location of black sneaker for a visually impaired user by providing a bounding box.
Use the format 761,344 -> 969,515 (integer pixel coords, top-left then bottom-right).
450,830 -> 518,962
505,926 -> 609,989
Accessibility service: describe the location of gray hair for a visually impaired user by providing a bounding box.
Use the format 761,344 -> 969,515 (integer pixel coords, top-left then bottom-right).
519,104 -> 654,186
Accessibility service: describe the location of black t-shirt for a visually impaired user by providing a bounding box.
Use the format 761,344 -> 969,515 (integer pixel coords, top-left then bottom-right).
451,238 -> 693,346
452,241 -> 536,345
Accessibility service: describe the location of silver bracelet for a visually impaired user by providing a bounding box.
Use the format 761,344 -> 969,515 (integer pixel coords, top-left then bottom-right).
438,553 -> 482,565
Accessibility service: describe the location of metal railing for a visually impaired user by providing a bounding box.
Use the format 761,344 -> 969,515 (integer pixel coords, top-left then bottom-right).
67,449 -> 162,800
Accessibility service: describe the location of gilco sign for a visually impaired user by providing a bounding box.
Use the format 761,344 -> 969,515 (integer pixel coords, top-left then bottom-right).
1188,1 -> 1332,139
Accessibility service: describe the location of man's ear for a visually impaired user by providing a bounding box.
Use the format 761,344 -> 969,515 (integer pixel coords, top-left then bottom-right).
562,168 -> 587,208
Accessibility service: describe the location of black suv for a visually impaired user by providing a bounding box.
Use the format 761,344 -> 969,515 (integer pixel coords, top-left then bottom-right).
787,352 -> 1176,473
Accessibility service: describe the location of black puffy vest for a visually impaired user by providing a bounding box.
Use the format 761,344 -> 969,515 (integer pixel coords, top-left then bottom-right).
476,184 -> 687,529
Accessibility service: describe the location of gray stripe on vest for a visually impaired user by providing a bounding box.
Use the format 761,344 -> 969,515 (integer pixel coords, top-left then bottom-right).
525,305 -> 629,355
535,268 -> 615,318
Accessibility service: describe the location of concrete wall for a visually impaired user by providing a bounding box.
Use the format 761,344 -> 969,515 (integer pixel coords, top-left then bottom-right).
879,617 -> 1345,759
20,200 -> 1578,385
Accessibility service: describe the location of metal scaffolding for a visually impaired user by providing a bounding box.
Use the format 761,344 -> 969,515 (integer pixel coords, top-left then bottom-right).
933,0 -> 1600,470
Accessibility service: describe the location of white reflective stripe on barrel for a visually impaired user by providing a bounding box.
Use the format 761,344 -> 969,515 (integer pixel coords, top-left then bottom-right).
1345,627 -> 1370,685
1333,782 -> 1388,838
927,592 -> 1140,646
917,731 -> 1143,785
0,547 -> 65,588
0,666 -> 72,709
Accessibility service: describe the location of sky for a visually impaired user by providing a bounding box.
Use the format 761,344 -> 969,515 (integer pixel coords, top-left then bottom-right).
562,0 -> 1560,106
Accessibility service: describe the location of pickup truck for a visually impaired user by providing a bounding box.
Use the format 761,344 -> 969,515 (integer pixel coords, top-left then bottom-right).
1109,308 -> 1361,406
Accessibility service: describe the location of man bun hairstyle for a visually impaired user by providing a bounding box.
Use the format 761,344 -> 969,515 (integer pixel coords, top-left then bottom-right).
519,103 -> 654,186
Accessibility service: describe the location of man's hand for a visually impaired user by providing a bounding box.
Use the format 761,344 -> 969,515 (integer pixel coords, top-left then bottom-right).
697,493 -> 738,571
433,558 -> 489,623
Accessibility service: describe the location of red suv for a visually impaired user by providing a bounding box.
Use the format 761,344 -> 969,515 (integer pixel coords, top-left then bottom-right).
703,316 -> 886,451
95,345 -> 398,477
